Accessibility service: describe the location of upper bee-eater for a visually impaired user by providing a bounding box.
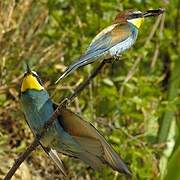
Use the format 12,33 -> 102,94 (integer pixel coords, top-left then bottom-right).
20,64 -> 131,177
56,8 -> 164,82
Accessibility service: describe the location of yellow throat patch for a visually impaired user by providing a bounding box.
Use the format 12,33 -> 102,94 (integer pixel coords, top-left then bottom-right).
127,17 -> 144,28
21,74 -> 44,92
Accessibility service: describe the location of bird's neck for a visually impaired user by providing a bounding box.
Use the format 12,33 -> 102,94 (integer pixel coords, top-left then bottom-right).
127,17 -> 144,29
21,89 -> 49,110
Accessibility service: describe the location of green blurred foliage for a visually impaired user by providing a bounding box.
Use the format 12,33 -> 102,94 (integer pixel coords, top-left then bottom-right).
0,0 -> 179,179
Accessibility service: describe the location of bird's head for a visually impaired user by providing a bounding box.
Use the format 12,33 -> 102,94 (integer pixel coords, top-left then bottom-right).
114,8 -> 164,28
21,63 -> 44,93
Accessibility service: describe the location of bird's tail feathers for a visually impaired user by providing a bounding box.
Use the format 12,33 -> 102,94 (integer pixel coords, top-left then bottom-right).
77,151 -> 104,172
101,141 -> 131,176
48,149 -> 67,177
55,51 -> 103,83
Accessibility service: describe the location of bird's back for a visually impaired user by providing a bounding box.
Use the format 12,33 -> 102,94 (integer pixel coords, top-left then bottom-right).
21,90 -> 52,132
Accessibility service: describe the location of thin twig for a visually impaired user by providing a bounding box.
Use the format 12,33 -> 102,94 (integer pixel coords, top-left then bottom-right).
4,59 -> 109,180
151,43 -> 160,68
151,13 -> 165,68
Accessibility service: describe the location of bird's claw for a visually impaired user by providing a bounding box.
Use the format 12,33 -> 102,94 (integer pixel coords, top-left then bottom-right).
114,53 -> 122,60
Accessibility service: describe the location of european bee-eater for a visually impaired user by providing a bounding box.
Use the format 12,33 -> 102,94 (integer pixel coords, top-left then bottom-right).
56,8 -> 164,82
20,65 -> 131,176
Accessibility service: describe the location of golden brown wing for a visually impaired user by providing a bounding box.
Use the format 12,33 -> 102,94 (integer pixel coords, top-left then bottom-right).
56,106 -> 131,176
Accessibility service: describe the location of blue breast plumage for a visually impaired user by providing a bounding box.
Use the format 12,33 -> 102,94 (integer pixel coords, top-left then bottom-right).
20,89 -> 78,150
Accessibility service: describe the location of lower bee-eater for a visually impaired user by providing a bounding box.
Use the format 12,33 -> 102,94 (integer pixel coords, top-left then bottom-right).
20,65 -> 131,177
56,8 -> 164,82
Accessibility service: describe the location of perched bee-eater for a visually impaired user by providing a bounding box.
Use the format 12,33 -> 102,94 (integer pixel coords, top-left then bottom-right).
56,8 -> 164,82
20,65 -> 131,177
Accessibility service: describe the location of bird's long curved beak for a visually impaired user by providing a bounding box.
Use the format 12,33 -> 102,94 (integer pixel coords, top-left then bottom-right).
143,8 -> 165,17
128,8 -> 164,19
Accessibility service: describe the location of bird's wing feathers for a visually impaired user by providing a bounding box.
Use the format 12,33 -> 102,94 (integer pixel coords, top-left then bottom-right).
110,23 -> 132,46
56,106 -> 100,139
85,24 -> 115,54
55,105 -> 131,175
72,136 -> 103,156
86,23 -> 131,54
71,136 -> 104,172
89,24 -> 118,46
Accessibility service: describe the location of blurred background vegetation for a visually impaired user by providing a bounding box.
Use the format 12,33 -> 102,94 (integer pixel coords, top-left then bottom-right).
0,0 -> 179,179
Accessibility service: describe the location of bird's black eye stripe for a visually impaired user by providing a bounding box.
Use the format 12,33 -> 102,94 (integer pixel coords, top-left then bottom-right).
23,71 -> 43,85
23,72 -> 28,77
127,13 -> 143,19
32,73 -> 43,85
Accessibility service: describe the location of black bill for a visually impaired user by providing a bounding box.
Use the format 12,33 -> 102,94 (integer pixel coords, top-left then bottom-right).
143,8 -> 165,17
